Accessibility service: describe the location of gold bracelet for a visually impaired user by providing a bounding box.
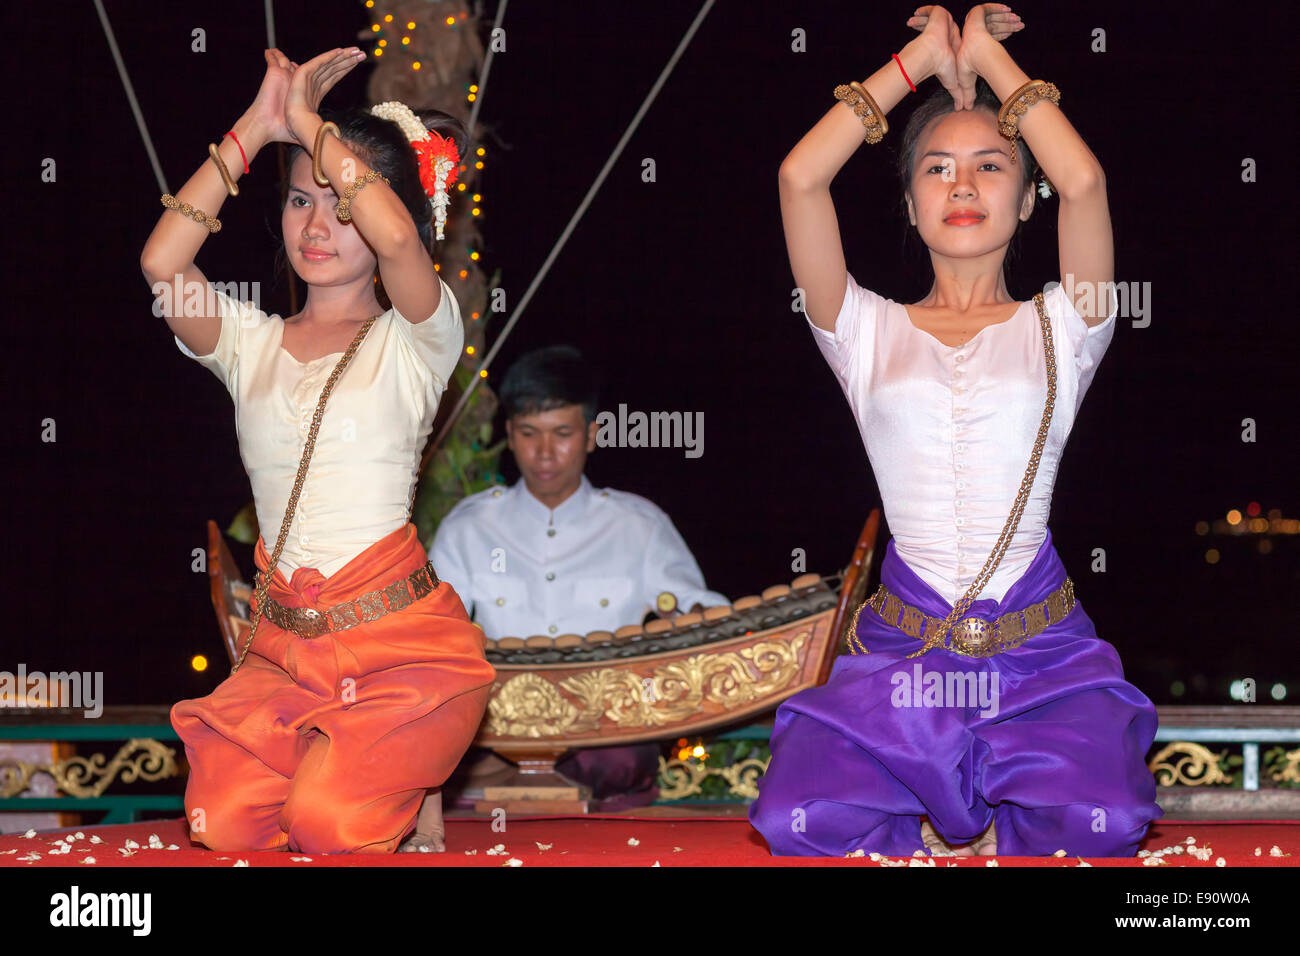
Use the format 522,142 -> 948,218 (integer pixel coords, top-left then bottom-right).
833,82 -> 888,144
336,168 -> 390,223
312,121 -> 341,187
997,80 -> 1061,165
207,143 -> 238,197
160,193 -> 221,233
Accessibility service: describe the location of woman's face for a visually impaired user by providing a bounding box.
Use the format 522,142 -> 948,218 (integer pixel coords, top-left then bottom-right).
907,108 -> 1033,259
281,151 -> 379,289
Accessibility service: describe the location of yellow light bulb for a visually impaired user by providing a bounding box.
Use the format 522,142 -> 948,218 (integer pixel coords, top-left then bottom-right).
374,47 -> 383,56
407,21 -> 415,29
470,251 -> 480,260
371,23 -> 380,32
378,39 -> 387,47
472,208 -> 480,216
191,654 -> 208,672
402,36 -> 410,45
479,369 -> 488,378
384,14 -> 393,22
476,147 -> 485,156
466,345 -> 476,355
412,61 -> 422,70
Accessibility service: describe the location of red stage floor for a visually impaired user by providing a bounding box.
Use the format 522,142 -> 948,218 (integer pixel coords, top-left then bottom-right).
1,816 -> 1297,866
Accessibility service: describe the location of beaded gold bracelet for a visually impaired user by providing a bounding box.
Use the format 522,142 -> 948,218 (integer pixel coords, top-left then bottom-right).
834,82 -> 888,144
336,169 -> 390,223
160,193 -> 221,233
997,80 -> 1061,165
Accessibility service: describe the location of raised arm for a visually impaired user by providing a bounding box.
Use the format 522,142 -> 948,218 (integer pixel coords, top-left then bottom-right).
284,48 -> 444,327
780,14 -> 951,332
140,50 -> 293,356
959,7 -> 1112,324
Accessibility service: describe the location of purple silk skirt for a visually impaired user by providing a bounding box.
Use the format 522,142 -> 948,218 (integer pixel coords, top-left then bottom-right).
749,529 -> 1162,857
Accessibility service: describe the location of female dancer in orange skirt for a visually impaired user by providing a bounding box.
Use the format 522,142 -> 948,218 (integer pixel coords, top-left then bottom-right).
142,46 -> 495,854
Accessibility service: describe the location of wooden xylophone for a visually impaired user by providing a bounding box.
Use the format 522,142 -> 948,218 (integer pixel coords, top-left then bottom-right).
204,510 -> 881,761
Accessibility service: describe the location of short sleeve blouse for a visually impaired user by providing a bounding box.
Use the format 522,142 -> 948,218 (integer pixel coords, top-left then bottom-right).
175,276 -> 464,578
806,273 -> 1117,605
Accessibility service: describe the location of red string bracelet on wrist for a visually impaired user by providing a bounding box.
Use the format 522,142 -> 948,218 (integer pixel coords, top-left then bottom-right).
892,53 -> 916,92
224,131 -> 249,174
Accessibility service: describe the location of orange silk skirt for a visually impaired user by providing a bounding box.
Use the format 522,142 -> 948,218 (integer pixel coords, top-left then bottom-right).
170,522 -> 495,854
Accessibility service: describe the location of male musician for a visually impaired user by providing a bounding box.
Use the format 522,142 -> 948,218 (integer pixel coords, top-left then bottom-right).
430,345 -> 727,808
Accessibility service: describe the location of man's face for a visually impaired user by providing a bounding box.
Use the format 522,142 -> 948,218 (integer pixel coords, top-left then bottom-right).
506,404 -> 598,498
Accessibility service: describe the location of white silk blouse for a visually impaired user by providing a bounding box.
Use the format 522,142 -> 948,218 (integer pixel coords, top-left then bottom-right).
175,277 -> 463,578
807,274 -> 1118,606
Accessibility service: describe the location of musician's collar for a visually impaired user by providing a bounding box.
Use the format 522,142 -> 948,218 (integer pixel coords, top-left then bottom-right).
513,474 -> 593,526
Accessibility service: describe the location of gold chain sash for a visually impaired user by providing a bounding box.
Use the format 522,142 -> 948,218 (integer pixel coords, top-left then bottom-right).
845,290 -> 1058,659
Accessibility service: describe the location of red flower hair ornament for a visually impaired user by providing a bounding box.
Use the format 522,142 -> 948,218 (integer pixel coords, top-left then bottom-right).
368,101 -> 461,240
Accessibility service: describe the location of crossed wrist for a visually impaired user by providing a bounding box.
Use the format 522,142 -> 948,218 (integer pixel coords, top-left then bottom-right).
291,112 -> 323,148
232,114 -> 270,154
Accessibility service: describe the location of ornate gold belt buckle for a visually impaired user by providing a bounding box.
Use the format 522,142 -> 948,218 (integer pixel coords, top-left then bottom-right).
292,607 -> 327,640
950,616 -> 994,656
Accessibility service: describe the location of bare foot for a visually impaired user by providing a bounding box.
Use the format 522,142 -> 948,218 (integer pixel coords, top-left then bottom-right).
921,818 -> 975,857
398,790 -> 445,853
973,820 -> 997,856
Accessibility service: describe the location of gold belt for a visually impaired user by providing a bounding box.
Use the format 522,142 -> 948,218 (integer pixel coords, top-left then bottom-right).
863,577 -> 1075,657
260,560 -> 440,640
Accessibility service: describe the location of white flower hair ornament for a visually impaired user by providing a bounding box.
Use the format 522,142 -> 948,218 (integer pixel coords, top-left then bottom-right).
1037,171 -> 1055,199
368,101 -> 461,240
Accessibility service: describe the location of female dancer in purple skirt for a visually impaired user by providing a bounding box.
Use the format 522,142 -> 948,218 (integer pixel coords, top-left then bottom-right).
749,4 -> 1161,857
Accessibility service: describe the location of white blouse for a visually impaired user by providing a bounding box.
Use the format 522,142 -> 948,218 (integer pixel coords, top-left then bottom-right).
807,274 -> 1118,606
176,277 -> 464,578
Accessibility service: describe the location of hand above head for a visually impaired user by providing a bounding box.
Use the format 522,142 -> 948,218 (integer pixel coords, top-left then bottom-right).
908,4 -> 1024,110
906,6 -> 964,110
245,48 -> 296,144
956,4 -> 1023,107
284,46 -> 367,146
